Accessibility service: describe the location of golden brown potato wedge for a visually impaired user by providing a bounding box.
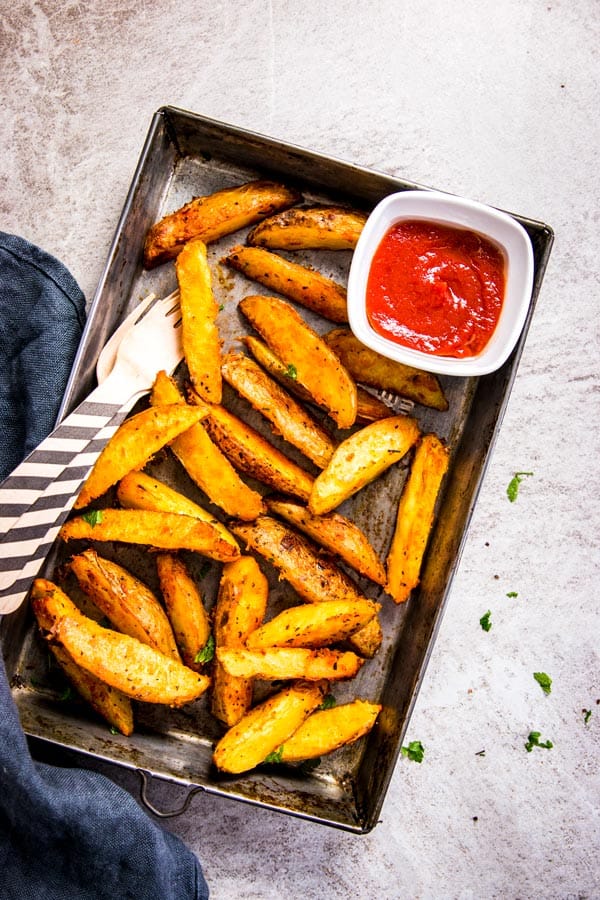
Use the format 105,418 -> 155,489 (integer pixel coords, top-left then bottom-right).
143,179 -> 301,268
239,295 -> 357,429
74,404 -> 207,510
30,579 -> 135,736
221,351 -> 336,469
246,598 -> 380,649
69,549 -> 180,661
246,206 -> 367,251
309,415 -> 421,516
156,553 -> 211,671
151,371 -> 264,521
324,328 -> 449,411
175,239 -> 222,403
223,244 -> 348,322
213,680 -> 327,774
216,646 -> 363,681
280,699 -> 381,762
266,497 -> 386,585
386,433 -> 450,603
116,470 -> 239,552
344,614 -> 383,659
60,509 -> 240,562
212,556 -> 269,726
52,614 -> 210,706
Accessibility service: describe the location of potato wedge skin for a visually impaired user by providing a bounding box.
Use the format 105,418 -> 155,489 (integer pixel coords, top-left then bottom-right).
221,351 -> 336,469
151,371 -> 264,521
266,497 -> 386,585
143,180 -> 301,268
246,598 -> 380,649
247,206 -> 367,251
176,239 -> 222,403
309,415 -> 421,516
213,680 -> 327,774
217,646 -> 363,681
69,549 -> 181,661
239,295 -> 357,429
386,433 -> 450,603
324,328 -> 449,411
280,699 -> 381,762
74,404 -> 207,509
224,244 -> 348,322
212,556 -> 269,726
60,509 -> 240,562
156,553 -> 211,671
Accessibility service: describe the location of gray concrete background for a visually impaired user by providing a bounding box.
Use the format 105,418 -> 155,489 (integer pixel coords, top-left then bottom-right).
1,2 -> 598,897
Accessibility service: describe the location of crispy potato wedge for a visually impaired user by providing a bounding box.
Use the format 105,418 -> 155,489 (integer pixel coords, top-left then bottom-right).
221,351 -> 336,469
266,497 -> 386,585
243,335 -> 392,424
386,433 -> 450,603
239,295 -> 357,429
52,614 -> 209,706
74,404 -> 207,510
216,646 -> 363,681
194,398 -> 314,502
176,239 -> 222,402
246,598 -> 380,649
280,699 -> 381,762
151,371 -> 264,521
60,509 -> 240,562
212,556 -> 269,726
213,680 -> 327,774
116,470 -> 239,552
156,553 -> 211,671
344,614 -> 383,658
143,179 -> 301,268
223,244 -> 348,323
309,415 -> 421,516
69,549 -> 180,661
324,328 -> 449,411
246,206 -> 367,251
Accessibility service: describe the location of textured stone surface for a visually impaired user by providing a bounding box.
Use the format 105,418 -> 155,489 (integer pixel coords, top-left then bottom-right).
2,1 -> 599,897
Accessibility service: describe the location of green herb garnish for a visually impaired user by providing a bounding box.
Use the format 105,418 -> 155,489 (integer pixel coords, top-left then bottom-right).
506,591 -> 518,598
525,731 -> 553,752
318,693 -> 337,710
82,509 -> 103,526
533,672 -> 552,695
264,746 -> 283,764
480,610 -> 492,632
506,471 -> 534,502
583,709 -> 592,724
401,740 -> 425,763
194,633 -> 215,664
284,363 -> 297,380
59,686 -> 73,702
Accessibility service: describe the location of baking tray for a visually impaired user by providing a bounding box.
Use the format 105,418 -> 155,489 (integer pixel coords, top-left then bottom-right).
0,106 -> 554,833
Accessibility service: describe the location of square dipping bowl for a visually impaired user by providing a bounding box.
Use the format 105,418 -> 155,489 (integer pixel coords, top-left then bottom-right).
347,190 -> 535,377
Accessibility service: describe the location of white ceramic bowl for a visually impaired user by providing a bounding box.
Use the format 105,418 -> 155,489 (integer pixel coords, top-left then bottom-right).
347,190 -> 534,377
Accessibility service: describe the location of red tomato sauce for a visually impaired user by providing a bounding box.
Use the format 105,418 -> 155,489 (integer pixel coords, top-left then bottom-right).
366,219 -> 506,358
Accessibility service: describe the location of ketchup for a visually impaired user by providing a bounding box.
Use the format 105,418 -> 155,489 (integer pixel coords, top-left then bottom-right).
366,219 -> 506,358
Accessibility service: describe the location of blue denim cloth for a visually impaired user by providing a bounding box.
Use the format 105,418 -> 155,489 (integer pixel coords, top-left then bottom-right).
0,235 -> 209,898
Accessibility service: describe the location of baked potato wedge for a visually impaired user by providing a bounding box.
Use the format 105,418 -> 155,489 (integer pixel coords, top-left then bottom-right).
69,549 -> 180,661
143,179 -> 301,268
309,415 -> 421,516
60,509 -> 240,562
266,497 -> 386,585
212,556 -> 269,726
324,328 -> 449,411
223,244 -> 348,323
151,371 -> 264,521
213,680 -> 327,774
30,579 -> 134,736
74,404 -> 207,510
246,206 -> 367,251
344,614 -> 383,658
239,295 -> 357,429
175,239 -> 222,403
279,699 -> 381,762
156,553 -> 211,671
221,351 -> 336,469
386,433 -> 450,603
216,646 -> 364,681
245,598 -> 380,649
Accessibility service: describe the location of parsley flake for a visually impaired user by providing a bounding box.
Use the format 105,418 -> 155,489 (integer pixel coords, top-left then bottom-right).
82,509 -> 103,526
506,471 -> 534,502
194,634 -> 215,664
533,672 -> 552,695
525,730 -> 553,752
583,709 -> 592,724
480,610 -> 492,632
264,746 -> 283,764
318,693 -> 337,710
506,591 -> 518,598
401,740 -> 425,763
284,363 -> 297,380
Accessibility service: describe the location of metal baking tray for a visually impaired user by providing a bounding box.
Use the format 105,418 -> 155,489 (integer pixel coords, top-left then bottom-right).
0,106 -> 554,833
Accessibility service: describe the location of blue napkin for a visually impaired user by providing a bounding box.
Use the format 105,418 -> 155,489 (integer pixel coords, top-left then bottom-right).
0,234 -> 209,899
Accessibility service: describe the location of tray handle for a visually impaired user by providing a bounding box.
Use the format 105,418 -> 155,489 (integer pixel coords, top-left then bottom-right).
137,769 -> 204,818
